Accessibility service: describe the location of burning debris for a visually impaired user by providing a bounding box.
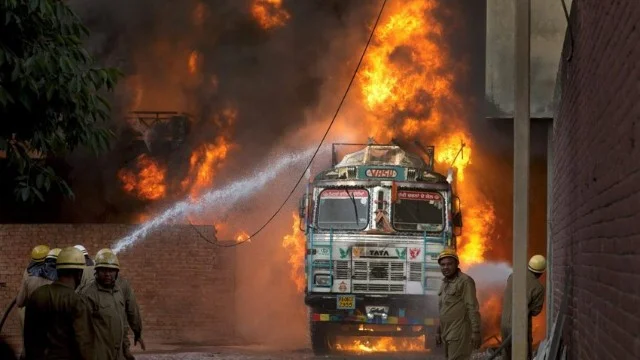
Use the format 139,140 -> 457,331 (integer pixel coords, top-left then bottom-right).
335,336 -> 425,353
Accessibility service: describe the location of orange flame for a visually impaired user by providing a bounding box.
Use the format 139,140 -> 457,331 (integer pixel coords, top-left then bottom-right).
480,293 -> 502,347
188,50 -> 201,75
235,230 -> 250,243
251,0 -> 290,30
335,336 -> 425,353
281,213 -> 306,293
355,0 -> 495,266
181,108 -> 237,198
118,154 -> 167,200
181,137 -> 231,198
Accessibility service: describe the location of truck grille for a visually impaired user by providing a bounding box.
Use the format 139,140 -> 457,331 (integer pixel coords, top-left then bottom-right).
353,261 -> 405,281
409,262 -> 422,282
353,283 -> 405,293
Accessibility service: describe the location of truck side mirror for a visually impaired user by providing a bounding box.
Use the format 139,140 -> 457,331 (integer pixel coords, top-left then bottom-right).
453,211 -> 462,236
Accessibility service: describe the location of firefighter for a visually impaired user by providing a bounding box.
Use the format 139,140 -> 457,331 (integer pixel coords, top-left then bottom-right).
44,248 -> 62,281
435,249 -> 481,360
80,250 -> 127,360
74,244 -> 95,289
95,248 -> 145,359
16,244 -> 54,353
23,246 -> 94,359
500,254 -> 546,360
17,245 -> 52,308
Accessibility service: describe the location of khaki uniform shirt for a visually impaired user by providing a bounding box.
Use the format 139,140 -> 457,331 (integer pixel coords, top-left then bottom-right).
118,277 -> 142,338
16,275 -> 53,308
438,271 -> 481,341
23,282 -> 95,360
81,281 -> 127,360
78,265 -> 95,291
500,271 -> 545,341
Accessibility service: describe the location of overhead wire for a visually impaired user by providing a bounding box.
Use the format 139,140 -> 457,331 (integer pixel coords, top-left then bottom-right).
190,0 -> 388,248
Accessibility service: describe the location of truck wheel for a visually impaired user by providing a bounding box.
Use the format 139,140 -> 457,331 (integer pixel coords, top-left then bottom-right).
310,320 -> 331,355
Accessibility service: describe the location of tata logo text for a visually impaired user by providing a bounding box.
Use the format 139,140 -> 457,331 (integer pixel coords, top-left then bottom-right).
365,168 -> 398,178
368,250 -> 390,257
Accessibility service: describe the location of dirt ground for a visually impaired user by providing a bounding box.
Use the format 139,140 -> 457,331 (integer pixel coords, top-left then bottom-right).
135,347 -> 438,359
133,345 -> 502,360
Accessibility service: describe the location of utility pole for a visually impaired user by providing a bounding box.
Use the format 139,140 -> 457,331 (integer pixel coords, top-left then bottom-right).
513,0 -> 530,359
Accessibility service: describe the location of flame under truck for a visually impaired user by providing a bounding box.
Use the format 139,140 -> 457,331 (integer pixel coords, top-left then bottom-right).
299,143 -> 463,354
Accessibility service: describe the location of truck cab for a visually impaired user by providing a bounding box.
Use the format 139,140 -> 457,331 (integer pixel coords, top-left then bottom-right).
299,143 -> 462,354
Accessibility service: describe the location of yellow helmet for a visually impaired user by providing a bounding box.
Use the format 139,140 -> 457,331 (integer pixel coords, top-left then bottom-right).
95,248 -> 114,258
437,248 -> 459,263
528,255 -> 547,273
56,247 -> 86,270
94,251 -> 120,270
46,248 -> 62,260
31,245 -> 50,262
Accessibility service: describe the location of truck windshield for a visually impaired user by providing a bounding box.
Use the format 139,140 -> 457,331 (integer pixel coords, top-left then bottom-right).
392,190 -> 444,232
317,189 -> 369,230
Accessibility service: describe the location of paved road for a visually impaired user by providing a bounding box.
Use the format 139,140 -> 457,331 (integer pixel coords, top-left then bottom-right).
134,345 -> 499,359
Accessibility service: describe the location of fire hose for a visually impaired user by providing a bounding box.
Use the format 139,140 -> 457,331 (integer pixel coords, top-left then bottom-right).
0,298 -> 17,334
486,333 -> 512,360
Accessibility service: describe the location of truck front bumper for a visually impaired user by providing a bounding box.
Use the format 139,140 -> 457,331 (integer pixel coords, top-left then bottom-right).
305,293 -> 438,329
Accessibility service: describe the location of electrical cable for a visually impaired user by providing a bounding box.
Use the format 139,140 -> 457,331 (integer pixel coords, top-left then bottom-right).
190,0 -> 388,248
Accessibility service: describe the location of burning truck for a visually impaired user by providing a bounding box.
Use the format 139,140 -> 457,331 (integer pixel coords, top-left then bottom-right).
299,142 -> 463,354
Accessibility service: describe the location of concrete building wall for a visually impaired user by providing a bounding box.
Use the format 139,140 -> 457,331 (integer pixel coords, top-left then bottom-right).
0,224 -> 236,350
486,0 -> 570,117
551,1 -> 639,359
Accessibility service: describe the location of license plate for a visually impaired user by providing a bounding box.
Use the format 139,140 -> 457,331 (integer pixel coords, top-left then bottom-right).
336,295 -> 356,310
366,306 -> 389,316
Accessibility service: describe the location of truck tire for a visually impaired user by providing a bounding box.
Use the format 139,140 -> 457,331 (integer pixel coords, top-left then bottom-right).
310,320 -> 331,355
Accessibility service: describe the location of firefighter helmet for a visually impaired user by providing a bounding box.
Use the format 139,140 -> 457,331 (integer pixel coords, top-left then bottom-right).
95,248 -> 114,258
437,248 -> 459,263
528,255 -> 547,274
56,247 -> 86,270
73,245 -> 89,257
94,251 -> 120,270
31,245 -> 50,262
46,248 -> 62,260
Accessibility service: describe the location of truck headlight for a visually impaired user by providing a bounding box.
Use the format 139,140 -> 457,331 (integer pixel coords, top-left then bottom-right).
314,274 -> 331,287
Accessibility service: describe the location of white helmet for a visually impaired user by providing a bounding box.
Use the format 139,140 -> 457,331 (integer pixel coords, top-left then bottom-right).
73,245 -> 89,257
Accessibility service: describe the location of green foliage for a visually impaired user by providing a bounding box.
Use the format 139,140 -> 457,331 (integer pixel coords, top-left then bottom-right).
0,0 -> 122,202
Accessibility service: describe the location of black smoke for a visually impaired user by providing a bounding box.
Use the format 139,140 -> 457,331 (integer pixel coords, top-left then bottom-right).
0,0 -> 376,223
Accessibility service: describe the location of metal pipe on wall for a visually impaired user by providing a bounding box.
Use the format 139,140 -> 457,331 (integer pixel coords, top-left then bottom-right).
513,0 -> 531,359
546,120 -> 554,337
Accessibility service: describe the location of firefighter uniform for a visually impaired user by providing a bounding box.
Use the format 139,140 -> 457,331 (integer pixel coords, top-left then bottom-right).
95,248 -> 143,359
17,244 -> 51,352
23,247 -> 94,360
500,255 -> 546,360
16,275 -> 54,308
75,245 -> 95,290
80,251 -> 127,360
437,250 -> 481,360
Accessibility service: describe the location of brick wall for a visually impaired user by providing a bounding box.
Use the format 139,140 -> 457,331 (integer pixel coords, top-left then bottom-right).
0,224 -> 236,350
551,1 -> 639,359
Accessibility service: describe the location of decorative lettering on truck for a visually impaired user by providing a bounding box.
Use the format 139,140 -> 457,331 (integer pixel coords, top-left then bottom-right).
365,168 -> 398,178
320,189 -> 368,198
397,190 -> 442,202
